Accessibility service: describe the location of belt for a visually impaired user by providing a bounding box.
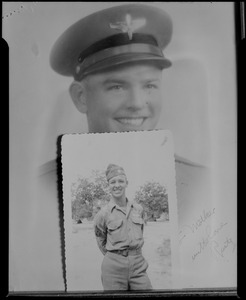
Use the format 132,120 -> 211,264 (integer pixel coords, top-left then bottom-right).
109,248 -> 142,257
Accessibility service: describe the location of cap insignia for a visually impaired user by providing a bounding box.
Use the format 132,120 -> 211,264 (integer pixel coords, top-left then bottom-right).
109,14 -> 146,40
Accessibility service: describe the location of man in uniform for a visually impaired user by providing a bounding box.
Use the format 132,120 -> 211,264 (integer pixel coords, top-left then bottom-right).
49,4 -> 172,134
35,3 -> 212,291
94,164 -> 152,290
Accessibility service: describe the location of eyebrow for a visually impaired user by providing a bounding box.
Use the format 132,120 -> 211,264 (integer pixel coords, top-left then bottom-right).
144,78 -> 161,83
102,79 -> 127,85
102,77 -> 161,86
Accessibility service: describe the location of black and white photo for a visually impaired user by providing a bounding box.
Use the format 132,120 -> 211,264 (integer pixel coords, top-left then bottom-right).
5,2 -> 237,294
61,130 -> 179,291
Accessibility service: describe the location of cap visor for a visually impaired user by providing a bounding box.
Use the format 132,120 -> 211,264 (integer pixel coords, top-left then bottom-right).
79,53 -> 171,79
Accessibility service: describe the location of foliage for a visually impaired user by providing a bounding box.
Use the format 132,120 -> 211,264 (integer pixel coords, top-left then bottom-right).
71,170 -> 111,221
71,171 -> 168,222
134,181 -> 168,221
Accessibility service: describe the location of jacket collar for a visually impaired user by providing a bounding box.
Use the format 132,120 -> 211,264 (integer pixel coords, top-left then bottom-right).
108,197 -> 134,213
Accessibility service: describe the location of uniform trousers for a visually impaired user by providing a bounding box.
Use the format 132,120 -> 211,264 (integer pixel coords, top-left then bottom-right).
101,251 -> 152,290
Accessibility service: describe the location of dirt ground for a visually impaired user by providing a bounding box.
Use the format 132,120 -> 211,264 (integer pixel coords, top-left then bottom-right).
67,221 -> 172,291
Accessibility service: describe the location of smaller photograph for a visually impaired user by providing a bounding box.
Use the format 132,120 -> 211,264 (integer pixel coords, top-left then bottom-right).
61,130 -> 179,291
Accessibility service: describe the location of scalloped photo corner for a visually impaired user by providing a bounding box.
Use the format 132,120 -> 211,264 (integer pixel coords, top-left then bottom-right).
61,130 -> 180,291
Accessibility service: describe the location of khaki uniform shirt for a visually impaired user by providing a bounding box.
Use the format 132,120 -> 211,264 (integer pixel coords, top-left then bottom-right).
94,199 -> 145,255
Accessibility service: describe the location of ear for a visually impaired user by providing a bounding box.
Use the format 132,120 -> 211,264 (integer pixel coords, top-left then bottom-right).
69,81 -> 88,114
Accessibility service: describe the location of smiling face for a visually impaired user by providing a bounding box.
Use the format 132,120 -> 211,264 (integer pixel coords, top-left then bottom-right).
108,174 -> 128,200
77,63 -> 163,133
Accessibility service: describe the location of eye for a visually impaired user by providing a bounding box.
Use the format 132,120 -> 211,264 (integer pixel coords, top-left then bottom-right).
107,84 -> 123,91
145,83 -> 158,89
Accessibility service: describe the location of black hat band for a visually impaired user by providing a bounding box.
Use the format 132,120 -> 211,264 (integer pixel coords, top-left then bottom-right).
77,43 -> 164,75
78,33 -> 159,63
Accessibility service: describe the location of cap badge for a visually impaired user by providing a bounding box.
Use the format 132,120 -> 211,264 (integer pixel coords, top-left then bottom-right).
109,14 -> 146,40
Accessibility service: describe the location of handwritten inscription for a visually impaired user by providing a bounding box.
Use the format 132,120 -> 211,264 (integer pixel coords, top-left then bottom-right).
211,237 -> 236,258
179,207 -> 236,263
191,222 -> 228,261
188,207 -> 215,233
179,208 -> 215,244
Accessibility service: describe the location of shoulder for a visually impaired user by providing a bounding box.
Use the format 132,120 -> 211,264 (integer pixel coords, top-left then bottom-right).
174,154 -> 212,224
131,201 -> 143,213
94,204 -> 110,223
37,159 -> 57,177
174,155 -> 210,188
36,158 -> 61,194
174,154 -> 207,169
174,154 -> 210,185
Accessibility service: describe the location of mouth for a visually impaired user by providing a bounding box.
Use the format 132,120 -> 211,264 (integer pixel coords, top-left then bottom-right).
115,117 -> 147,127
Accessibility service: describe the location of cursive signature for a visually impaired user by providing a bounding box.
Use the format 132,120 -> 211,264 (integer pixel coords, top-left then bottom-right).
179,208 -> 216,244
191,222 -> 236,261
210,237 -> 236,258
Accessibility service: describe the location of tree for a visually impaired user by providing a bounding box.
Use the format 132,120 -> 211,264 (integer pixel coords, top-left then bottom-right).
71,170 -> 111,221
134,181 -> 168,221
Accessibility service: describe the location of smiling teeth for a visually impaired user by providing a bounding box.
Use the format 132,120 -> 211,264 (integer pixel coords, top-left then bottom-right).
117,118 -> 144,126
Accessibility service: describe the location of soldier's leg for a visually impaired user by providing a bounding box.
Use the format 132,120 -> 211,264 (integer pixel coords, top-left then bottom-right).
101,252 -> 129,290
128,254 -> 152,290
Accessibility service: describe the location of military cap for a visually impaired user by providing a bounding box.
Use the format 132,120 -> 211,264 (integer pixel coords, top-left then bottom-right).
50,4 -> 172,80
106,164 -> 126,182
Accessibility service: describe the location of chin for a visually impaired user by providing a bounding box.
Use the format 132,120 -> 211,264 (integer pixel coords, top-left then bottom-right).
113,192 -> 123,197
112,191 -> 125,198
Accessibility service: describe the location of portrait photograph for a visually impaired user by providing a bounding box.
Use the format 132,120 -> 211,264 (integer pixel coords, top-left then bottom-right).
5,2 -> 237,295
61,130 -> 179,291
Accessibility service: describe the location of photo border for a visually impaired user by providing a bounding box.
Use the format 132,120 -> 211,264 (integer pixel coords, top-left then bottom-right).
6,1 -> 241,297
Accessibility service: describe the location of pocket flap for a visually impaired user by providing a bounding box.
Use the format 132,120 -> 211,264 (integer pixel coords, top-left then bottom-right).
131,216 -> 144,225
107,219 -> 123,231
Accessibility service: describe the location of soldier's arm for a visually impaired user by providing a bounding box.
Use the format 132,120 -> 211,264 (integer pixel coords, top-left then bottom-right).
136,203 -> 145,232
140,206 -> 145,232
94,210 -> 107,255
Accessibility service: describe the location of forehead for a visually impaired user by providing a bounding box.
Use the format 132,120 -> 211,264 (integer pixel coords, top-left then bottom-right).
108,174 -> 127,182
85,62 -> 162,84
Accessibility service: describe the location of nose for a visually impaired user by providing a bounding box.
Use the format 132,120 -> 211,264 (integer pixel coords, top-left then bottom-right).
114,181 -> 121,188
126,87 -> 146,111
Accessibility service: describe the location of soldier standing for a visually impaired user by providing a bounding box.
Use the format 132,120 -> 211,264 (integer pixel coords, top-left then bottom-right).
94,164 -> 152,290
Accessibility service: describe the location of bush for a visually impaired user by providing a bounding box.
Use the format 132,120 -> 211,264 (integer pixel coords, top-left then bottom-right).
71,170 -> 111,221
134,181 -> 169,220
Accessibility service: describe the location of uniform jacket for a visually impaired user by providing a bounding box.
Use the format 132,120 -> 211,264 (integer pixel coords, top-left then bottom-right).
94,199 -> 145,255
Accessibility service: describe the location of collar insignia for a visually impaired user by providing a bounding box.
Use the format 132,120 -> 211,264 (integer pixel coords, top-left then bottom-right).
109,14 -> 146,40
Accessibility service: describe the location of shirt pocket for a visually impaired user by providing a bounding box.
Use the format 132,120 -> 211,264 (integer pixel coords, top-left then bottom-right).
107,219 -> 124,246
131,216 -> 144,240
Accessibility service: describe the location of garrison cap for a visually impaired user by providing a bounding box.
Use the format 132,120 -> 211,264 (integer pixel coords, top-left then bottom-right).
106,164 -> 126,182
50,4 -> 173,80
